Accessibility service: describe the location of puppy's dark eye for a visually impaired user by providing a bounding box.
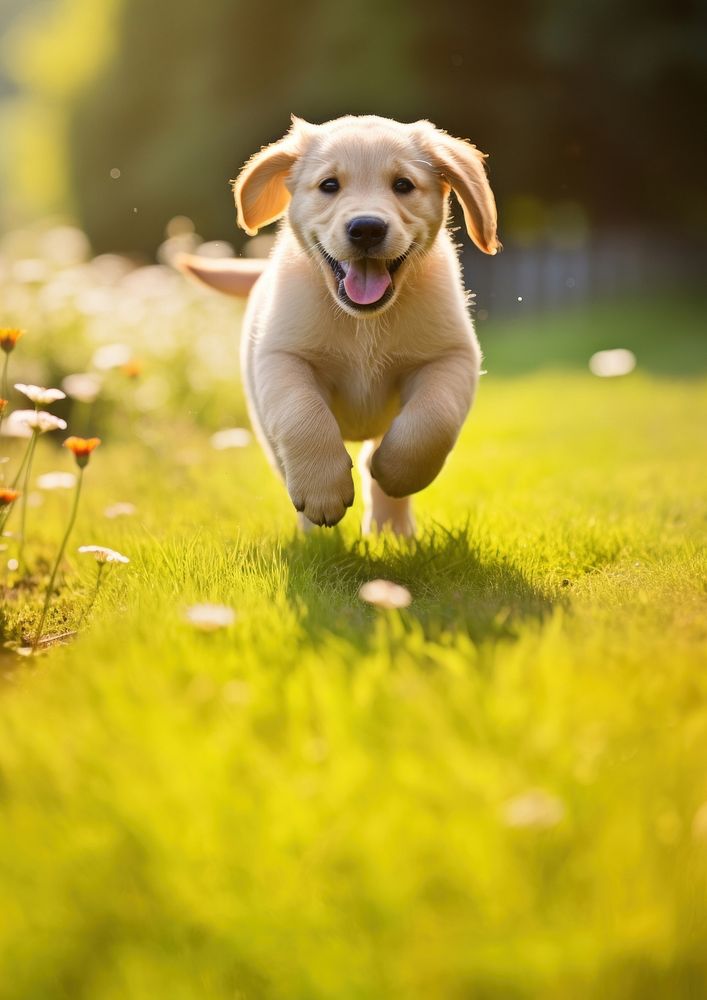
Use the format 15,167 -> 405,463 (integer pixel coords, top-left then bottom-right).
393,177 -> 415,194
319,178 -> 340,193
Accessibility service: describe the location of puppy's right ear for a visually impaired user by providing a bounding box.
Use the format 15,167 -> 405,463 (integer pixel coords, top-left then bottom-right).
233,118 -> 313,236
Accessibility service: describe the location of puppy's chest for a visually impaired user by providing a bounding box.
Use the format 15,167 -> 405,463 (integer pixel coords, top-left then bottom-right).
324,362 -> 401,442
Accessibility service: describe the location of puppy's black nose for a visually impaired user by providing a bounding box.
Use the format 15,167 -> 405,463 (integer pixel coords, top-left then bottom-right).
346,216 -> 388,250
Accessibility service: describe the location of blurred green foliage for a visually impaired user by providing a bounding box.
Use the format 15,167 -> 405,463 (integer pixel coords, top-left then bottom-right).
1,0 -> 706,252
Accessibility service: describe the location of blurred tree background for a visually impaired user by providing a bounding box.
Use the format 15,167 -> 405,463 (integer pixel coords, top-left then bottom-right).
0,0 -> 705,254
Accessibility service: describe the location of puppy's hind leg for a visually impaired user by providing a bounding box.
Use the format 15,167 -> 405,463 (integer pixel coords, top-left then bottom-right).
358,439 -> 415,538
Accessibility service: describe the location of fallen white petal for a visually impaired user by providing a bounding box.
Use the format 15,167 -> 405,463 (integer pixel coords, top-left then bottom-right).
210,427 -> 252,450
104,502 -> 137,519
503,789 -> 565,829
37,472 -> 77,491
691,801 -> 707,841
185,603 -> 236,631
589,348 -> 636,378
358,579 -> 412,610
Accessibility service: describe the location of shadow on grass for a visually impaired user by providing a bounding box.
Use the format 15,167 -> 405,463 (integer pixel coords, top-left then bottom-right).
280,523 -> 555,649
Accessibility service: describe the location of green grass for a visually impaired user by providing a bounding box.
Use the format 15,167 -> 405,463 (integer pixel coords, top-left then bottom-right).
0,295 -> 706,999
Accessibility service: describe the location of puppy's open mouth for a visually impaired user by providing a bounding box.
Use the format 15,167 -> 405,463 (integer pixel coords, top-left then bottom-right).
319,249 -> 409,311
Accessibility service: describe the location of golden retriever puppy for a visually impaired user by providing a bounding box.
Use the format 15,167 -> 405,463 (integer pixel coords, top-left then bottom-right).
180,114 -> 499,536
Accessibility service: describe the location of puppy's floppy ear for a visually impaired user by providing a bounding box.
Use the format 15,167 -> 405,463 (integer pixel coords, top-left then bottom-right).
418,123 -> 501,255
233,117 -> 314,236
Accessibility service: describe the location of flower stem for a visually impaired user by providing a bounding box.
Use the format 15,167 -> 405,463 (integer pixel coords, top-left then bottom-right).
16,430 -> 39,574
0,432 -> 36,539
33,467 -> 84,650
0,352 -> 8,450
9,434 -> 34,491
78,561 -> 104,630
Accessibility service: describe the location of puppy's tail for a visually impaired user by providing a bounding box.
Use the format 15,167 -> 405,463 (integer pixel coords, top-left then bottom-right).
176,253 -> 267,298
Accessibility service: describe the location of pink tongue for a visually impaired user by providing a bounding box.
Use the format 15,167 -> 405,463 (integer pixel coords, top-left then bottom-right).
343,258 -> 391,305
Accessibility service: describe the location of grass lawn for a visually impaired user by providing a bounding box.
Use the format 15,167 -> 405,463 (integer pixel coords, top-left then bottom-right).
0,294 -> 705,998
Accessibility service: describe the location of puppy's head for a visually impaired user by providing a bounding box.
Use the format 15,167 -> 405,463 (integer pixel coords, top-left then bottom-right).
235,115 -> 500,317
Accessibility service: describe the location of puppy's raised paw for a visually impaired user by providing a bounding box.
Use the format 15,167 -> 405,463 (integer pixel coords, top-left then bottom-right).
370,434 -> 446,499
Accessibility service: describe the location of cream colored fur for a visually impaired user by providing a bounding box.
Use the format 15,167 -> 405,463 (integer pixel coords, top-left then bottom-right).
179,114 -> 499,536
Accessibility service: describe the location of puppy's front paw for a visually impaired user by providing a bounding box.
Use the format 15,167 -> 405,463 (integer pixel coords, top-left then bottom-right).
287,452 -> 354,527
370,431 -> 447,498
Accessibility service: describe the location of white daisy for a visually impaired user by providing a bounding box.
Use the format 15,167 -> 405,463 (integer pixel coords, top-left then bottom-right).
78,545 -> 130,564
62,372 -> 103,403
91,343 -> 132,370
14,383 -> 66,406
11,410 -> 67,434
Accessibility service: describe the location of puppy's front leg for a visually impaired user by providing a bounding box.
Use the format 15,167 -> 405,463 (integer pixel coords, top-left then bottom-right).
256,351 -> 354,526
370,350 -> 478,498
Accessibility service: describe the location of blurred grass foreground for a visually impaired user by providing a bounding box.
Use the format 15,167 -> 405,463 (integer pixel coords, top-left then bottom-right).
1,0 -> 707,996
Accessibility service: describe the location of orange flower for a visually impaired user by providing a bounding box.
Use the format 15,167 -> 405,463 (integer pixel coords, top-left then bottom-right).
0,398 -> 7,413
0,328 -> 24,353
0,488 -> 21,506
63,436 -> 101,468
121,359 -> 142,379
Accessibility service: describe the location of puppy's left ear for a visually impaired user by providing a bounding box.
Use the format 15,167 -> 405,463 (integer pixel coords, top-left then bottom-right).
233,117 -> 314,236
419,124 -> 501,255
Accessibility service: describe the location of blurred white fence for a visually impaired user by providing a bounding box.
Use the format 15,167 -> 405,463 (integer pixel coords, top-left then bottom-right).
463,231 -> 706,317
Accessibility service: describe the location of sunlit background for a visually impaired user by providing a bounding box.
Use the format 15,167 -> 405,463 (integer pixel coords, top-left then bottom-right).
1,0 -> 705,312
0,0 -> 705,500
